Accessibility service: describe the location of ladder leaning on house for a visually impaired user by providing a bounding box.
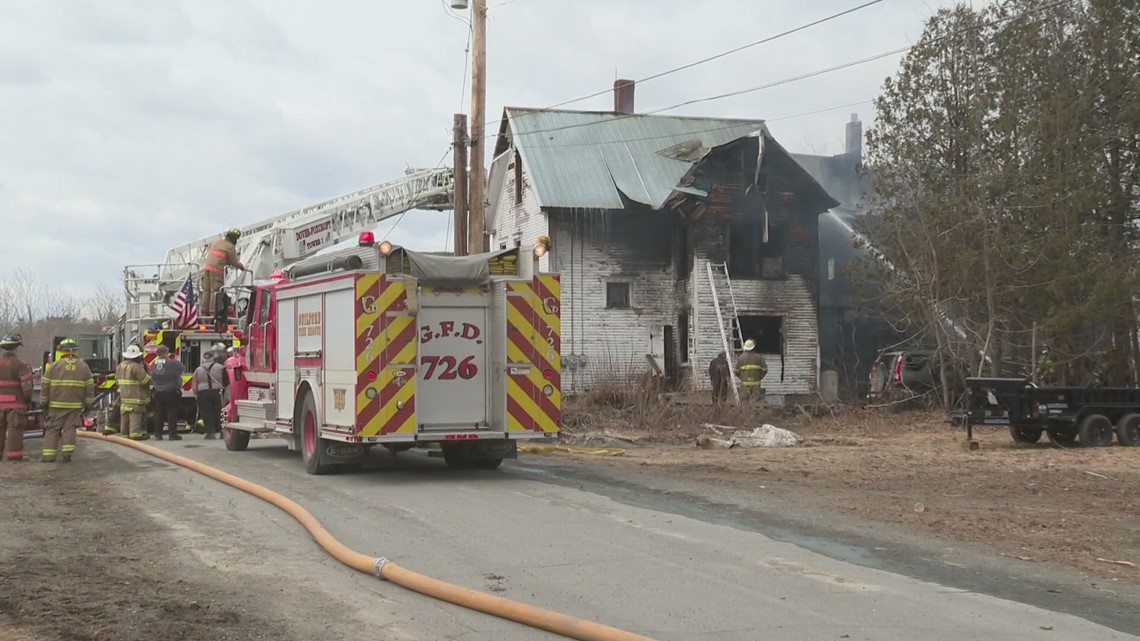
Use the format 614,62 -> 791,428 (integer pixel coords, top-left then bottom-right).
705,261 -> 745,406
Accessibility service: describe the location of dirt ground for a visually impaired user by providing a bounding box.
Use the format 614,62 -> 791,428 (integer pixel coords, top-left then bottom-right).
564,403 -> 1140,583
0,446 -> 296,641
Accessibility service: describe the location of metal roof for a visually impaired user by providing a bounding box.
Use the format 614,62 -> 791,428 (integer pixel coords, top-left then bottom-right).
501,107 -> 770,210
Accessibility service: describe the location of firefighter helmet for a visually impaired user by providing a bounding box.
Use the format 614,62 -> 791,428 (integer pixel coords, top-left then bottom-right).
122,345 -> 144,359
0,333 -> 22,348
226,227 -> 242,239
743,339 -> 756,352
58,338 -> 79,352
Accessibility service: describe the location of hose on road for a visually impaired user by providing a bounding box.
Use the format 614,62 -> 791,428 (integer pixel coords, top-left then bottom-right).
77,432 -> 658,641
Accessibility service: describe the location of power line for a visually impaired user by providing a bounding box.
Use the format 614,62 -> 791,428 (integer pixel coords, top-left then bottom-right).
500,0 -> 1079,140
517,98 -> 876,148
473,0 -> 889,134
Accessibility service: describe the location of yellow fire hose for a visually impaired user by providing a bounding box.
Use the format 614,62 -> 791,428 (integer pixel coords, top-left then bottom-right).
77,432 -> 657,641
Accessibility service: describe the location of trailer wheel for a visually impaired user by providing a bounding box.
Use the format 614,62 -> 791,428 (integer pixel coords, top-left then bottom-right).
1009,426 -> 1043,444
1078,414 -> 1114,448
298,391 -> 333,475
1115,413 -> 1140,447
223,424 -> 250,452
1046,429 -> 1077,446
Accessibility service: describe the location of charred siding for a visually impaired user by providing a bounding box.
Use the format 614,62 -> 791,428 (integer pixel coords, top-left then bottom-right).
549,210 -> 676,391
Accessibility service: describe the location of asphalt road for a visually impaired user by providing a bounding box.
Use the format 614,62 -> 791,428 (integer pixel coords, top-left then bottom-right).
88,437 -> 1139,641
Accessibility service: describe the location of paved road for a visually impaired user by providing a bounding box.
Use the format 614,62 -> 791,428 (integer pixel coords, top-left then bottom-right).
88,437 -> 1139,641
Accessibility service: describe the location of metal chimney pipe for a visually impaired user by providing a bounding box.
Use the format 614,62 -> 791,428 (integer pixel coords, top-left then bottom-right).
613,79 -> 635,114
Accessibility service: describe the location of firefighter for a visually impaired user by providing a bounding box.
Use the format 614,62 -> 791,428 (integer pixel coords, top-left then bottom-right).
736,339 -> 768,404
708,351 -> 730,404
115,345 -> 152,440
200,228 -> 247,317
41,338 -> 94,463
0,333 -> 34,462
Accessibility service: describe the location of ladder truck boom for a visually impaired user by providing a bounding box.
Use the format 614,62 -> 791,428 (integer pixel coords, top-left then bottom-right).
157,167 -> 454,286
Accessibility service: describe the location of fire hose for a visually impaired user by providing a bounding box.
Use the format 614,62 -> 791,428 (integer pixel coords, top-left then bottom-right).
76,432 -> 657,641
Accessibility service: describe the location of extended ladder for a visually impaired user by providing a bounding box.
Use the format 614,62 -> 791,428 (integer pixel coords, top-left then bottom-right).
705,261 -> 741,406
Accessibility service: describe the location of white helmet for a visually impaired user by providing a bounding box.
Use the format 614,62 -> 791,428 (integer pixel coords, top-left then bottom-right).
123,345 -> 144,359
743,339 -> 756,351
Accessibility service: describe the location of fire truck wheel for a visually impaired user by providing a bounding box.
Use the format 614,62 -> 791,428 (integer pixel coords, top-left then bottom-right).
1078,414 -> 1114,448
223,424 -> 250,451
441,444 -> 475,470
471,457 -> 503,470
1009,426 -> 1042,444
297,390 -> 333,475
1115,413 -> 1140,447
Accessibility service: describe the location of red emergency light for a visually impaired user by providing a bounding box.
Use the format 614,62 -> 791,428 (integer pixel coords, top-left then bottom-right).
359,231 -> 376,246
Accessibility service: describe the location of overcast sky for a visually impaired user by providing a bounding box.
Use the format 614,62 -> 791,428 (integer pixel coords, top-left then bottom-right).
0,0 -> 971,294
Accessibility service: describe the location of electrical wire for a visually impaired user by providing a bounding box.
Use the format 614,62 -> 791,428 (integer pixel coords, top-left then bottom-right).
471,0 -> 889,135
380,147 -> 455,242
516,98 -> 875,148
489,0 -> 1079,140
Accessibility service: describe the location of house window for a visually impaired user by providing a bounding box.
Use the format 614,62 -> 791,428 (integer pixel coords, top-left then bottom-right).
737,315 -> 783,354
678,312 -> 690,363
728,219 -> 785,279
606,282 -> 631,309
513,150 -> 523,205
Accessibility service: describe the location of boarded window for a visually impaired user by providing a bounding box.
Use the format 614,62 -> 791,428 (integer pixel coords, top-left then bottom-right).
606,282 -> 631,309
738,315 -> 783,354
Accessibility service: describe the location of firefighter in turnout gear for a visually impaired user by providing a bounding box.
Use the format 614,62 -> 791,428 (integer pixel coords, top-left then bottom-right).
115,345 -> 152,440
736,339 -> 768,404
41,338 -> 94,463
200,228 -> 247,317
0,333 -> 34,462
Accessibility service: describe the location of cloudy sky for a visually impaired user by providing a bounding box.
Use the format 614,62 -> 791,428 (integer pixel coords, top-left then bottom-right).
0,0 -> 971,294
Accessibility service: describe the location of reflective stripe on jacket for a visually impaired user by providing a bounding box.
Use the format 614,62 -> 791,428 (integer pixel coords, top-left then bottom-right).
736,351 -> 768,386
43,357 -> 95,410
116,360 -> 152,407
0,351 -> 33,410
202,238 -> 240,274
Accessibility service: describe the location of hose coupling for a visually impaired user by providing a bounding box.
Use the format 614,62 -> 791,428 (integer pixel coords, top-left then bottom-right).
373,557 -> 390,579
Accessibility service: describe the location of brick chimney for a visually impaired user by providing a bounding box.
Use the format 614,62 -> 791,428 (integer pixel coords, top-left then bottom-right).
845,113 -> 862,160
614,79 -> 635,115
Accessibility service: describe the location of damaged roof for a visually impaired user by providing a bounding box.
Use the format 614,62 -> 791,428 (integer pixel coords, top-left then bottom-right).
496,107 -> 775,211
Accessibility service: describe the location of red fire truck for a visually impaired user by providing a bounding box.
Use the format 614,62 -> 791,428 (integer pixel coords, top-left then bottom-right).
223,239 -> 562,474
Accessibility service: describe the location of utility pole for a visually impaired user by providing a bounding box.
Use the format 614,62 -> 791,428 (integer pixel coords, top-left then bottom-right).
467,0 -> 488,254
452,114 -> 469,256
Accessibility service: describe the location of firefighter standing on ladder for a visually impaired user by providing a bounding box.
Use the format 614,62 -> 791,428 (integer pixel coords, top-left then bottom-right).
115,345 -> 152,440
200,228 -> 248,317
0,333 -> 33,462
41,338 -> 94,463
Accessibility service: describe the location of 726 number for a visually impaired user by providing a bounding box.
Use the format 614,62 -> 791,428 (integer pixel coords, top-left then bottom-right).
421,355 -> 478,380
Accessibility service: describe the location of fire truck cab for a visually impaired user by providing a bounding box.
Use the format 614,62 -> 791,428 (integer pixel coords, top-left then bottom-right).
224,241 -> 562,474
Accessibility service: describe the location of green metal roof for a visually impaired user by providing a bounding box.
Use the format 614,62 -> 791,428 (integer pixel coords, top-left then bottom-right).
499,107 -> 771,210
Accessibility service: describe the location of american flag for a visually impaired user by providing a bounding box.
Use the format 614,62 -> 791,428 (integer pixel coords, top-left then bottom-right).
170,275 -> 199,329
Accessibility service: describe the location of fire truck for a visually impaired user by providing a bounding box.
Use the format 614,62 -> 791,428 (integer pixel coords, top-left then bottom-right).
223,239 -> 561,473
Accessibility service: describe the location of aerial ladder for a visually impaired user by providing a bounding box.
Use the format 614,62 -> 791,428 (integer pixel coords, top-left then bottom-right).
121,166 -> 455,346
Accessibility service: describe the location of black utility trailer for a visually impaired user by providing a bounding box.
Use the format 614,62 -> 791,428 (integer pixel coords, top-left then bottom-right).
959,377 -> 1140,447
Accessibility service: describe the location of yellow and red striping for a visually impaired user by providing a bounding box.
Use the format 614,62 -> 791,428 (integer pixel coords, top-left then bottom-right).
356,275 -> 417,437
506,275 -> 561,433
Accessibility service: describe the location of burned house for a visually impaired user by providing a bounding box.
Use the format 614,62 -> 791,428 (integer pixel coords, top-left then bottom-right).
486,81 -> 838,405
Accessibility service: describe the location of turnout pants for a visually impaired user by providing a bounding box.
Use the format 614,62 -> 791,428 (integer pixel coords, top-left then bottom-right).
0,408 -> 27,461
200,270 -> 222,316
120,404 -> 147,439
196,390 -> 222,438
742,384 -> 765,405
44,409 -> 82,461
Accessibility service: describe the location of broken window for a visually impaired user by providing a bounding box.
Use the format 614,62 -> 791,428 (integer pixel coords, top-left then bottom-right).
737,315 -> 783,354
678,312 -> 690,364
606,282 -> 631,309
727,219 -> 785,280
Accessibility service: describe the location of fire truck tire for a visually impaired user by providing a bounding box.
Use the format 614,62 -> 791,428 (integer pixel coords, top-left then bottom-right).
472,457 -> 503,470
1115,413 -> 1140,446
223,424 -> 250,451
298,391 -> 333,475
441,444 -> 474,469
1078,414 -> 1114,448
